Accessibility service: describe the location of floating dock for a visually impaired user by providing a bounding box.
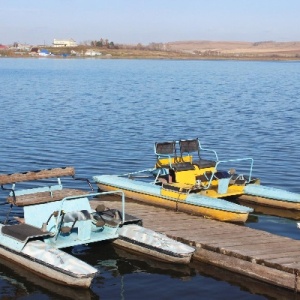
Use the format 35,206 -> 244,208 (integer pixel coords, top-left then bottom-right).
91,197 -> 300,293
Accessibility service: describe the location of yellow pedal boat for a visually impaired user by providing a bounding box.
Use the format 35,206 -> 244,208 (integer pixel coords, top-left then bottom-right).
94,138 -> 259,223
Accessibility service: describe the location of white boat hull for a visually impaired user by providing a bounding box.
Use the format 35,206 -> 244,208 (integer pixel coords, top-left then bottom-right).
113,224 -> 195,264
0,240 -> 97,288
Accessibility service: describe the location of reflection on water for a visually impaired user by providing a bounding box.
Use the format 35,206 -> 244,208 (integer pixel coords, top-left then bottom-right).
1,58 -> 300,299
113,247 -> 194,279
193,261 -> 300,300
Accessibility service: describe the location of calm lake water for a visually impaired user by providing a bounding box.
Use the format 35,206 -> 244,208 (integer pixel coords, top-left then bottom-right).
0,57 -> 300,299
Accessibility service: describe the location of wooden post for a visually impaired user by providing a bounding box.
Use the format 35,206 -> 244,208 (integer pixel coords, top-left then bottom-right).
0,167 -> 75,185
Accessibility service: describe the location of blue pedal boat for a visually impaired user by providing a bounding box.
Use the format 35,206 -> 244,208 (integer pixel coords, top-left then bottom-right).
0,167 -> 132,288
0,166 -> 195,288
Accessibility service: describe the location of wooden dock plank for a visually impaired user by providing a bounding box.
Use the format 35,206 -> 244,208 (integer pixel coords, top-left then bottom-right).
233,244 -> 300,255
194,248 -> 297,290
90,199 -> 300,292
267,256 -> 300,264
283,262 -> 300,269
195,230 -> 274,239
255,251 -> 300,260
201,236 -> 285,248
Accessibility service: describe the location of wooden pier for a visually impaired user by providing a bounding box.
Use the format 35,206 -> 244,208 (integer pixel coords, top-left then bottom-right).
91,197 -> 300,293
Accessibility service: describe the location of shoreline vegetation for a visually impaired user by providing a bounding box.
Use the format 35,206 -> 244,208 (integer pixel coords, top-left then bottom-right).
1,40 -> 300,61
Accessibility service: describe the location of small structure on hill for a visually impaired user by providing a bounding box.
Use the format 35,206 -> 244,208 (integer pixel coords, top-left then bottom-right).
53,38 -> 77,47
85,49 -> 102,56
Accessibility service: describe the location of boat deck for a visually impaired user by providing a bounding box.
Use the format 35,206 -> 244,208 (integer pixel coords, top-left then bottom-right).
91,197 -> 300,293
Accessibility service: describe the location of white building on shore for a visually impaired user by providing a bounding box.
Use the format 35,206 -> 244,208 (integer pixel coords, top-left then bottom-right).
53,38 -> 77,47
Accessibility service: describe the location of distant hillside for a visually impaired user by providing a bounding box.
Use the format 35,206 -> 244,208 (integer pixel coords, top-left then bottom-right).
2,40 -> 300,60
165,41 -> 300,58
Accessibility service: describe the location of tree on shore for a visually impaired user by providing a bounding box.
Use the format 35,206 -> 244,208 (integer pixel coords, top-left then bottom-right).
90,38 -> 117,49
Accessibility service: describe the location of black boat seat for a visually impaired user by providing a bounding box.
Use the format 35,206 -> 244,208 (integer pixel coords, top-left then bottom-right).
179,138 -> 216,169
193,159 -> 216,169
62,210 -> 91,223
172,162 -> 195,171
155,141 -> 195,171
93,206 -> 143,226
1,223 -> 51,242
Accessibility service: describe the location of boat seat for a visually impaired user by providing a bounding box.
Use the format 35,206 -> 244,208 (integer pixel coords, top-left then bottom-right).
155,141 -> 176,169
1,223 -> 51,242
172,162 -> 195,171
192,159 -> 216,169
179,138 -> 216,169
155,141 -> 194,171
213,171 -> 231,179
57,210 -> 93,239
157,161 -> 195,172
155,141 -> 176,157
230,174 -> 247,185
94,205 -> 143,226
6,188 -> 87,206
92,207 -> 122,227
63,210 -> 91,223
195,172 -> 213,182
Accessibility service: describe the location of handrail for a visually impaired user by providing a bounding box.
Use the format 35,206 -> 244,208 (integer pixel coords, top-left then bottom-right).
202,157 -> 254,190
199,146 -> 219,161
216,157 -> 254,182
73,177 -> 94,191
121,168 -> 155,177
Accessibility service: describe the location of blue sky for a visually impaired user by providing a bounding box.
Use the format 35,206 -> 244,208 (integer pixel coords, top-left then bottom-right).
1,0 -> 299,45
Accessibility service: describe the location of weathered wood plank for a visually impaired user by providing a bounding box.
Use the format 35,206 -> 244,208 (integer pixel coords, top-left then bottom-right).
266,256 -> 300,265
0,167 -> 75,185
226,243 -> 300,255
7,189 -> 87,206
220,245 -> 300,267
194,247 -> 298,291
255,250 -> 300,260
201,235 -> 284,247
283,262 -> 300,270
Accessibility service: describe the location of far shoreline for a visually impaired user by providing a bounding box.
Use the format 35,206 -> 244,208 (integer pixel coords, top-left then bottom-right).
1,55 -> 299,62
1,40 -> 300,61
